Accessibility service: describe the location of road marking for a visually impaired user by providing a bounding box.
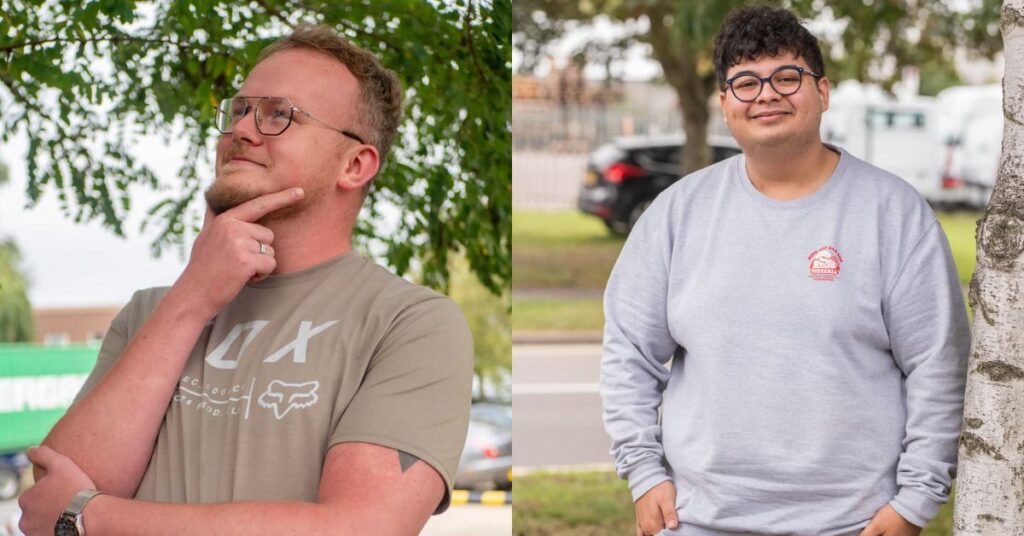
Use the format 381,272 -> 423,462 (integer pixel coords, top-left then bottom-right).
512,382 -> 600,395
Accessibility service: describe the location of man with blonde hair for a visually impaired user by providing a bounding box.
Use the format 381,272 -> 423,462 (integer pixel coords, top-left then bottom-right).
19,25 -> 474,535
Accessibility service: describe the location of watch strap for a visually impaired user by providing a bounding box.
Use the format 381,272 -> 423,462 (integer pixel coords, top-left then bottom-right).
65,488 -> 103,516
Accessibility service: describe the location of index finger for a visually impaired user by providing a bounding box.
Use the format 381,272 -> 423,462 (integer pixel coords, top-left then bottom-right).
224,187 -> 305,223
26,445 -> 59,469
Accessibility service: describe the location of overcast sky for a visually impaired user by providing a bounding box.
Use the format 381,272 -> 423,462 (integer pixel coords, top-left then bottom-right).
0,129 -> 194,309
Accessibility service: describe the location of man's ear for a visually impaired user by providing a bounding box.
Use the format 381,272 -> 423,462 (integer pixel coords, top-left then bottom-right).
719,89 -> 731,125
337,145 -> 380,191
818,76 -> 830,113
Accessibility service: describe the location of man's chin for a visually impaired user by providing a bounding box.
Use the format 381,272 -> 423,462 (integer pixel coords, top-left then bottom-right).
204,186 -> 307,224
741,129 -> 805,150
205,183 -> 261,215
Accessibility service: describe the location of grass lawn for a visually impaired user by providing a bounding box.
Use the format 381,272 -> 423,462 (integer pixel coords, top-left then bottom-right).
511,296 -> 604,332
512,471 -> 635,535
513,470 -> 955,536
513,211 -> 624,291
936,211 -> 980,287
512,210 -> 980,332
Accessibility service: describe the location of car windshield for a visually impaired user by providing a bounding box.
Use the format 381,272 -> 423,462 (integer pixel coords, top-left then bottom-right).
471,404 -> 511,429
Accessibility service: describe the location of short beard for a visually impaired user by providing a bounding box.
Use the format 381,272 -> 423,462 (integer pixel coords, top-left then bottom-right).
204,176 -> 315,226
204,180 -> 257,216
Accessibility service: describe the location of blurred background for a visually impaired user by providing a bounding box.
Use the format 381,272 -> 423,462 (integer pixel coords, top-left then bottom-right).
0,1 -> 510,535
511,1 -> 1000,535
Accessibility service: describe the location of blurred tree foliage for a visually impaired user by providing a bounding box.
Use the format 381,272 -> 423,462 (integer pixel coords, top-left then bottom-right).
0,160 -> 35,343
448,255 -> 510,398
514,0 -> 1002,174
0,240 -> 34,343
0,0 -> 511,295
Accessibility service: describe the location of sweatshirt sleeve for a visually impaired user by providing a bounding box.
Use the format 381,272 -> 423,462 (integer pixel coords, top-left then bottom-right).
882,221 -> 971,527
600,200 -> 680,502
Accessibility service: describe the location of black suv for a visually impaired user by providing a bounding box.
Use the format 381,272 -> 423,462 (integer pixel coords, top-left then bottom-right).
577,134 -> 742,234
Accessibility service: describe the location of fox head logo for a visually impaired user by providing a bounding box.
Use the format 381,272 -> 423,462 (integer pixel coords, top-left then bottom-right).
257,380 -> 319,419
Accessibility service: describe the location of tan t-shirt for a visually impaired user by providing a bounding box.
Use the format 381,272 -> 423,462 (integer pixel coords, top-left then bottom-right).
75,252 -> 474,512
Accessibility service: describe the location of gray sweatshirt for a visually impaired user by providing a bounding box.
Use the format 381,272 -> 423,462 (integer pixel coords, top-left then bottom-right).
600,148 -> 970,535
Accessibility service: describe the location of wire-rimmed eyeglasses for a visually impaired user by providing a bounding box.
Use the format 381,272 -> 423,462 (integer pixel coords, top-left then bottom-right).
215,96 -> 366,143
724,66 -> 822,103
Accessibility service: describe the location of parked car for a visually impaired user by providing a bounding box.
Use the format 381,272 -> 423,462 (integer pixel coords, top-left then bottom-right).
454,402 -> 511,491
0,451 -> 28,500
577,134 -> 742,235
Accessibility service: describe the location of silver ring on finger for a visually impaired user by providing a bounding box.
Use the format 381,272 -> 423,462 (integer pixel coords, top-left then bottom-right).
257,240 -> 267,255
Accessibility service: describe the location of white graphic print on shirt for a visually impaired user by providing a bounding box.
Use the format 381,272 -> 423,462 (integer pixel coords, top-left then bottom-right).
173,320 -> 339,420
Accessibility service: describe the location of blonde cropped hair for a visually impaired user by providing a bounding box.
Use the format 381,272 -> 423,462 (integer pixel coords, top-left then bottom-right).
257,25 -> 403,170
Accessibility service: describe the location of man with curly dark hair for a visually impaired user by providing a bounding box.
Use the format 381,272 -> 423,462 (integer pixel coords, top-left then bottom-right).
601,6 -> 968,536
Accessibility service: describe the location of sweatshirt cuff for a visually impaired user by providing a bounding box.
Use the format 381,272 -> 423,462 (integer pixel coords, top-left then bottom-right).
627,461 -> 671,502
889,487 -> 943,528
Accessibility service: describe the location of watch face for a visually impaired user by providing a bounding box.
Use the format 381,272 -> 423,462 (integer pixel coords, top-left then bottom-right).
55,514 -> 81,536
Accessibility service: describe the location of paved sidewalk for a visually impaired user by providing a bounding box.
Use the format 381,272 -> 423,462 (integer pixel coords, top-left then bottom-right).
421,503 -> 511,535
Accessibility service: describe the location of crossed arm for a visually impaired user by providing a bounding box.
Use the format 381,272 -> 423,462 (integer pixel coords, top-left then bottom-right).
20,441 -> 443,535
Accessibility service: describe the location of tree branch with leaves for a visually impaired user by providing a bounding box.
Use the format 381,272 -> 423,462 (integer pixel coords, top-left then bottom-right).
0,0 -> 511,295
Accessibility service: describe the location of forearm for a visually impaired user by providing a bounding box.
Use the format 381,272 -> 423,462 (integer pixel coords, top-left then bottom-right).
41,286 -> 209,497
600,333 -> 671,500
890,364 -> 966,526
82,495 -> 407,536
600,296 -> 674,499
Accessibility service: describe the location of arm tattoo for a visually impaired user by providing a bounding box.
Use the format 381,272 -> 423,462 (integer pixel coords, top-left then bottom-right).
398,450 -> 420,473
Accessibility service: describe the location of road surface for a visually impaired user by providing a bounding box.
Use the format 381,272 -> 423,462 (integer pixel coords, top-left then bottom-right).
512,343 -> 616,469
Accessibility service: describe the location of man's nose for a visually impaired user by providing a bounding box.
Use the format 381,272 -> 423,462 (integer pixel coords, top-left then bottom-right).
756,79 -> 784,103
231,106 -> 263,144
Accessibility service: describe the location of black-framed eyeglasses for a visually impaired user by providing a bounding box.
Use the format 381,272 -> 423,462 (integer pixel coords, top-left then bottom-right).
724,66 -> 822,102
215,96 -> 366,143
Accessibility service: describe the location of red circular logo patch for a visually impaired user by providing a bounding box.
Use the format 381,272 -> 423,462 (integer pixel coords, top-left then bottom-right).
808,246 -> 843,281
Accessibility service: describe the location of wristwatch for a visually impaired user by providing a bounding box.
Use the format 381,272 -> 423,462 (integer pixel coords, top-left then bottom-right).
54,489 -> 103,536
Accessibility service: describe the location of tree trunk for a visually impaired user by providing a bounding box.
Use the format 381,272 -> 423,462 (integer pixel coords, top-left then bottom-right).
645,8 -> 712,176
952,1 -> 1024,533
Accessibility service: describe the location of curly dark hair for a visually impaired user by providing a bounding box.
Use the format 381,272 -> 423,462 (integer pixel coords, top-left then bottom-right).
713,5 -> 825,90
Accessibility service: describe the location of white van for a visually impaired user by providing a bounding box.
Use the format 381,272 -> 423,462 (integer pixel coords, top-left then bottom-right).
822,82 -> 949,204
935,85 -> 1002,209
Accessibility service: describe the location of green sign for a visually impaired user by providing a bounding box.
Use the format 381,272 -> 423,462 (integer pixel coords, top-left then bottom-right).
0,344 -> 99,452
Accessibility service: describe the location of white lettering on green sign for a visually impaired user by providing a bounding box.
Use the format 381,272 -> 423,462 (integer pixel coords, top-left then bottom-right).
0,374 -> 89,413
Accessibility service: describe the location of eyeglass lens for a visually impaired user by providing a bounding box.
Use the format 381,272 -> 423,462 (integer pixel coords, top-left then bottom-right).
731,68 -> 804,102
216,97 -> 293,135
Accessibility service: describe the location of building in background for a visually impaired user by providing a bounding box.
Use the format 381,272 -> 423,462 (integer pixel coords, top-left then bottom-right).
32,306 -> 119,346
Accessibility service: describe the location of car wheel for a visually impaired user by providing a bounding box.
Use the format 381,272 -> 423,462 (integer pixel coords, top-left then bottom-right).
627,199 -> 653,234
0,468 -> 19,500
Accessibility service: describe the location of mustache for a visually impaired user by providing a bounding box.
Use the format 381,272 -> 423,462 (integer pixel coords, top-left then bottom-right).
221,146 -> 265,166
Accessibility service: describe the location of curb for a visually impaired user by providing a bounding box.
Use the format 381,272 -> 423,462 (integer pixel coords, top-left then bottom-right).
450,489 -> 512,506
511,464 -> 617,477
511,331 -> 603,344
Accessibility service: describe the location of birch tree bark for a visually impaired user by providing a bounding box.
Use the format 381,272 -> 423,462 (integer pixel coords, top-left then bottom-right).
952,1 -> 1024,533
